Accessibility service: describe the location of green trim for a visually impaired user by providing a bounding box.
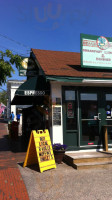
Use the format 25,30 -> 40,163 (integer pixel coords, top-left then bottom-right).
80,33 -> 83,70
46,76 -> 83,82
66,130 -> 78,133
62,86 -> 79,148
82,65 -> 112,70
46,75 -> 112,82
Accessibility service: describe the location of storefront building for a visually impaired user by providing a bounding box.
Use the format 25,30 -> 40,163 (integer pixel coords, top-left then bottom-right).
7,80 -> 26,122
12,35 -> 112,151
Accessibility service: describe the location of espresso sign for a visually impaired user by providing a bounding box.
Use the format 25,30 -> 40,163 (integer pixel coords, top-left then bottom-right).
24,90 -> 45,96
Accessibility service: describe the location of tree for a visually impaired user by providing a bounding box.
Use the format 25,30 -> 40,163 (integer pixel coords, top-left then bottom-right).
0,90 -> 7,105
0,50 -> 22,86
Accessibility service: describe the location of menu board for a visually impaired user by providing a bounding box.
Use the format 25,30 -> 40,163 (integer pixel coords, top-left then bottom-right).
23,129 -> 56,173
53,107 -> 61,125
39,135 -> 54,162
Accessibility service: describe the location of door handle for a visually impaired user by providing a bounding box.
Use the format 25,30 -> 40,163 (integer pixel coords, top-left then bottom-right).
98,113 -> 101,120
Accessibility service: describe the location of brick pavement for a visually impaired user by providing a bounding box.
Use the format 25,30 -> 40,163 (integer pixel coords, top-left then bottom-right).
0,118 -> 29,200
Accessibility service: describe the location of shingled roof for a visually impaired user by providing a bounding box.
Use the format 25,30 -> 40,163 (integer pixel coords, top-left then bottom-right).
32,49 -> 112,79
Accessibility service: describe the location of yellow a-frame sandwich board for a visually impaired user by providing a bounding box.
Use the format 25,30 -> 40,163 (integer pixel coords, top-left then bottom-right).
23,129 -> 56,173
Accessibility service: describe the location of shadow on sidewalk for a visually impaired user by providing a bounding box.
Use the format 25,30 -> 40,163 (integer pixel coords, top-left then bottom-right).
0,135 -> 28,153
0,136 -> 10,151
0,118 -> 8,124
9,136 -> 28,153
0,118 -> 28,153
18,162 -> 40,172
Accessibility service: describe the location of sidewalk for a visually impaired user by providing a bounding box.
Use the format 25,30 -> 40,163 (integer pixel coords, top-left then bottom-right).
0,118 -> 29,200
1,118 -> 112,200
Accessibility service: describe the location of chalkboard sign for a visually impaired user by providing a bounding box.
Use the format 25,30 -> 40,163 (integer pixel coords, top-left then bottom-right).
53,107 -> 61,125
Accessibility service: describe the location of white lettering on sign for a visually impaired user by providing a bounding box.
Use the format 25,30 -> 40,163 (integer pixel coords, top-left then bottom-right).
24,90 -> 45,96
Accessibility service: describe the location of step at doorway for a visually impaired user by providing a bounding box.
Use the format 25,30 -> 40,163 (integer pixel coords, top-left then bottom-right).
64,151 -> 112,170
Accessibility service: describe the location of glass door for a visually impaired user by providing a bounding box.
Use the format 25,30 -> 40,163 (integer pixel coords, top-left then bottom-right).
80,89 -> 112,147
80,91 -> 102,146
62,87 -> 112,149
62,87 -> 78,149
104,93 -> 112,144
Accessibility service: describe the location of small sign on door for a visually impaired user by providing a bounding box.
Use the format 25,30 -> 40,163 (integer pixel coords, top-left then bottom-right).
67,102 -> 74,118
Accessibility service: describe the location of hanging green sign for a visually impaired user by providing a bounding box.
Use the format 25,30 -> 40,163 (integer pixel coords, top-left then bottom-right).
81,33 -> 112,69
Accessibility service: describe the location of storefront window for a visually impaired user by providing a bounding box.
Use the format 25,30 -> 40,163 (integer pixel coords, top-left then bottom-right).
80,93 -> 97,101
65,90 -> 75,100
106,94 -> 112,101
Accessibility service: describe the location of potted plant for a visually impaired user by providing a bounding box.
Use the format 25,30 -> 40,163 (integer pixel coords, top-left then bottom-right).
53,143 -> 67,164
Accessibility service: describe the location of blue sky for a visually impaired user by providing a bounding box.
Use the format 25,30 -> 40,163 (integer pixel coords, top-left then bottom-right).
1,0 -> 112,90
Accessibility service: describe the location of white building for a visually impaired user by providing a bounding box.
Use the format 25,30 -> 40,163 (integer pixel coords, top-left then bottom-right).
7,80 -> 26,123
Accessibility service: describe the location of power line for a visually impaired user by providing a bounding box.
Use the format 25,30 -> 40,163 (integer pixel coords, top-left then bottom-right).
0,44 -> 26,53
0,49 -> 29,57
0,44 -> 30,57
0,33 -> 31,50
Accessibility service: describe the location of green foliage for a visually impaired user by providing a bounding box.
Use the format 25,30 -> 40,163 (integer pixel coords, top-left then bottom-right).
0,90 -> 7,105
0,50 -> 22,85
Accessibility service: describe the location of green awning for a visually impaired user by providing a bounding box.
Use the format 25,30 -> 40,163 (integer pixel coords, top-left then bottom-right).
46,76 -> 83,82
15,76 -> 50,96
11,76 -> 50,105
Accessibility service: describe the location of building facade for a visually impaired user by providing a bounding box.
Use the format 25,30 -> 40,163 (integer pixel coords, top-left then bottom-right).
12,49 -> 112,151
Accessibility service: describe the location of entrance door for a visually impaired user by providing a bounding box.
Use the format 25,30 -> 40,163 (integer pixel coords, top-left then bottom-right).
63,87 -> 112,150
80,91 -> 102,146
62,87 -> 78,149
80,89 -> 112,146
